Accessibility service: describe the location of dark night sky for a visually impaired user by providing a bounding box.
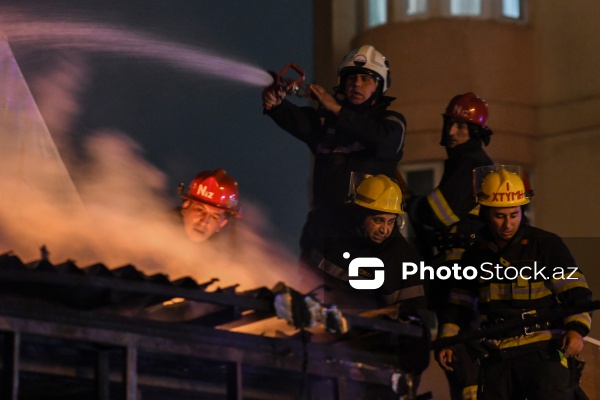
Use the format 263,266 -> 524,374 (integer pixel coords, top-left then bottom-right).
3,0 -> 314,252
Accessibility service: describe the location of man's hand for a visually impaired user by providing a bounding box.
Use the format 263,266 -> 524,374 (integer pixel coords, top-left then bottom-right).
436,348 -> 456,372
262,87 -> 285,111
561,330 -> 584,357
309,84 -> 341,115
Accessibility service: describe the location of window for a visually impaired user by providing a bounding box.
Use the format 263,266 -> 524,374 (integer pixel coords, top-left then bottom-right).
398,162 -> 443,197
368,0 -> 388,27
502,0 -> 522,19
407,0 -> 428,15
397,162 -> 443,238
364,0 -> 526,24
450,0 -> 481,16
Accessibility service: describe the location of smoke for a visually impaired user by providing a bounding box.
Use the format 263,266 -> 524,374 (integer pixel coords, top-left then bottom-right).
0,11 -> 318,294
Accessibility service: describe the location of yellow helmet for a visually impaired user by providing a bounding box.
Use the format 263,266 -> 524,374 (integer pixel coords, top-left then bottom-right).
354,174 -> 404,214
477,168 -> 530,207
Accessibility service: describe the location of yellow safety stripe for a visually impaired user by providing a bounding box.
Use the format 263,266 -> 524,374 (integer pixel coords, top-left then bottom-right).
511,282 -> 554,300
440,323 -> 460,338
445,247 -> 465,261
564,312 -> 592,330
478,283 -> 512,302
462,385 -> 478,400
479,280 -> 590,303
488,330 -> 563,350
552,271 -> 589,293
427,188 -> 460,226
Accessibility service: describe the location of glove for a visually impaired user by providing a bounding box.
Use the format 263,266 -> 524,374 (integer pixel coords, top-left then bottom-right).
273,284 -> 348,333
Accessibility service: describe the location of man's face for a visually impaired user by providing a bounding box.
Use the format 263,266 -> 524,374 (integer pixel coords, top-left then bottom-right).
362,213 -> 397,244
344,74 -> 378,105
487,206 -> 522,245
446,119 -> 470,148
181,200 -> 229,243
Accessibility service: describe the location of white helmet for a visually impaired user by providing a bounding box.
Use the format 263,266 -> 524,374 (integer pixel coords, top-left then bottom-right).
338,45 -> 390,93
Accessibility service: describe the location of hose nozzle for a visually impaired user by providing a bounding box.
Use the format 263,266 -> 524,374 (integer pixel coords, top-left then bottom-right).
269,63 -> 310,98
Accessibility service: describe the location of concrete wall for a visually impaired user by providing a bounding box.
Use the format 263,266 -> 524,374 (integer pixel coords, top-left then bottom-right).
355,18 -> 537,167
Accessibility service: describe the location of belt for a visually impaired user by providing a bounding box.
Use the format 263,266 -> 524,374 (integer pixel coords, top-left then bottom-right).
482,310 -> 563,338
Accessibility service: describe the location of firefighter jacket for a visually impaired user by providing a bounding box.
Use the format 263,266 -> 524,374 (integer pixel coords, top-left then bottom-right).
409,138 -> 492,262
316,218 -> 428,317
265,96 -> 406,208
440,224 -> 592,355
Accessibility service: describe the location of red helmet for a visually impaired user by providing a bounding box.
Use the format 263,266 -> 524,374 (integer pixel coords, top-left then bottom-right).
179,169 -> 240,216
443,92 -> 489,127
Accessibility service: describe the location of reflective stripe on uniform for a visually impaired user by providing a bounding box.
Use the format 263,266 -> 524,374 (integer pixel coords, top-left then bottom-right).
511,281 -> 554,300
318,259 -> 348,280
489,329 -> 563,350
462,385 -> 478,400
383,284 -> 425,305
440,323 -> 460,338
384,114 -> 406,154
445,247 -> 465,261
427,188 -> 460,226
449,288 -> 478,310
552,271 -> 589,294
468,205 -> 480,216
564,312 -> 592,330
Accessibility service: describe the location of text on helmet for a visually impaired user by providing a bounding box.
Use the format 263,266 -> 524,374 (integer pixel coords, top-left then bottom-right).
452,104 -> 472,118
492,190 -> 525,203
195,184 -> 214,199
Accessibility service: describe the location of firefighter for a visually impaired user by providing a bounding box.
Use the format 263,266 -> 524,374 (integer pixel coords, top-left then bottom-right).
314,174 -> 430,399
262,45 -> 407,268
177,168 -> 240,243
317,174 -> 426,313
436,166 -> 592,400
407,92 -> 493,305
405,92 -> 493,400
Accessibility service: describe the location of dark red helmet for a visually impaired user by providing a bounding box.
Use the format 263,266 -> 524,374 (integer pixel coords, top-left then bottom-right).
443,92 -> 489,127
179,169 -> 240,216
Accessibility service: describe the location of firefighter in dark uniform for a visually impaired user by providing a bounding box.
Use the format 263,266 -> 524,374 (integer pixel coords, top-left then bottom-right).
437,166 -> 592,400
316,174 -> 430,400
407,92 -> 493,308
407,93 -> 493,400
262,45 -> 407,269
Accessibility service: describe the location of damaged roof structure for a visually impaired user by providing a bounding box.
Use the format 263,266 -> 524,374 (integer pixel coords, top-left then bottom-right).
0,251 -> 427,400
0,32 -> 430,400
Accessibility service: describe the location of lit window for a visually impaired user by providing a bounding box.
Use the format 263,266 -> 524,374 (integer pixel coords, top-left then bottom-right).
407,0 -> 428,15
450,0 -> 481,16
368,0 -> 387,27
502,0 -> 521,19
